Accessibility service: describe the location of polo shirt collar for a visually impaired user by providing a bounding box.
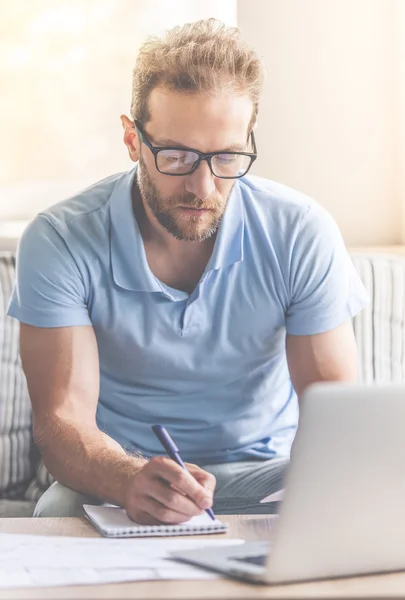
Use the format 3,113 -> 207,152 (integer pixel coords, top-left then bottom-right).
206,180 -> 244,272
110,167 -> 162,292
109,166 -> 244,292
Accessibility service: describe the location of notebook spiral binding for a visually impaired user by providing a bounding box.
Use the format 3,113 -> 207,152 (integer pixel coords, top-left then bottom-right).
110,523 -> 225,536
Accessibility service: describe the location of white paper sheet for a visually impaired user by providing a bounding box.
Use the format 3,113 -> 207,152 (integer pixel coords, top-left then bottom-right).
0,532 -> 244,589
260,489 -> 285,503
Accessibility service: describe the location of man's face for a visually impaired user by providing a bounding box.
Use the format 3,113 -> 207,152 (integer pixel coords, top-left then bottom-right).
133,88 -> 254,242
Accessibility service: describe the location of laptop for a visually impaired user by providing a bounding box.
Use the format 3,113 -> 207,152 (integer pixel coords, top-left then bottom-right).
171,382 -> 405,584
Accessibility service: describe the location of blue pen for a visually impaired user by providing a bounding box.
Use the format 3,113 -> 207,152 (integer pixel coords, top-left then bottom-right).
152,424 -> 216,521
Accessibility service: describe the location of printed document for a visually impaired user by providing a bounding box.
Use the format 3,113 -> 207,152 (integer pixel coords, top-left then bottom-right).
0,532 -> 244,589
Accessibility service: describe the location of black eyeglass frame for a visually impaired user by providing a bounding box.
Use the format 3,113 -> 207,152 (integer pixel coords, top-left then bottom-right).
134,119 -> 257,179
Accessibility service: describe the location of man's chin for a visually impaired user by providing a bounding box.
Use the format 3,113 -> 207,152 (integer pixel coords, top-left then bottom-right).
157,213 -> 220,242
168,221 -> 218,242
169,227 -> 216,242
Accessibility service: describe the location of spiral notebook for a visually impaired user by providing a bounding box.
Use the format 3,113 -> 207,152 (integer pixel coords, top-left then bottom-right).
83,504 -> 228,538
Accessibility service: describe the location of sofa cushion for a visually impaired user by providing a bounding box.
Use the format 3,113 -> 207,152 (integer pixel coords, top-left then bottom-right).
0,499 -> 35,518
351,253 -> 405,383
24,454 -> 54,502
0,252 -> 34,498
0,252 -> 54,504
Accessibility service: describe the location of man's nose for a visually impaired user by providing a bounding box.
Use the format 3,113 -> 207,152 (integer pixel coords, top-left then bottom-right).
184,160 -> 215,200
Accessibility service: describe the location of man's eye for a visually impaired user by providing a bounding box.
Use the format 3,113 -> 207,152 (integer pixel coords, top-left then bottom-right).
160,151 -> 191,162
215,154 -> 238,164
167,152 -> 185,160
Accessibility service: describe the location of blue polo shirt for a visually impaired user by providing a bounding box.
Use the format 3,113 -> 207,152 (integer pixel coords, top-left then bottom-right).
8,167 -> 368,465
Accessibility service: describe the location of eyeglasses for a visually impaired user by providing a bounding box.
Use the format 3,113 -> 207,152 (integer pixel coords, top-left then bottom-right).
134,120 -> 257,179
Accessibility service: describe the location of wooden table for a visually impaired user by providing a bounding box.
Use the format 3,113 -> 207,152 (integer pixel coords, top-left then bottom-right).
1,516 -> 405,599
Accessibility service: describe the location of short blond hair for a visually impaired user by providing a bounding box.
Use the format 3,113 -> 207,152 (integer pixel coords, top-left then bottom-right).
130,18 -> 264,132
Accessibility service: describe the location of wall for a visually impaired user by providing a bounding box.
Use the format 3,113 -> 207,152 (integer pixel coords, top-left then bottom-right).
396,0 -> 405,243
238,0 -> 402,246
0,0 -> 237,219
2,0 -> 403,245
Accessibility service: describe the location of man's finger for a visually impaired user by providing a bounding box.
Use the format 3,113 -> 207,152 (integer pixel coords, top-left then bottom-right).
145,496 -> 195,524
188,465 -> 216,495
146,479 -> 204,517
148,456 -> 212,509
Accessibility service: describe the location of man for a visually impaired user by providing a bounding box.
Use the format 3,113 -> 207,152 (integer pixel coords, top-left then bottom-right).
8,19 -> 368,523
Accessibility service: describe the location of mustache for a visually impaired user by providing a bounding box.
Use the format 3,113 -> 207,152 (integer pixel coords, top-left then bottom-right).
174,194 -> 222,210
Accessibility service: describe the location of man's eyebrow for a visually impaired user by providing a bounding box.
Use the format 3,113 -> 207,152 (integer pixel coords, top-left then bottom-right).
154,137 -> 247,152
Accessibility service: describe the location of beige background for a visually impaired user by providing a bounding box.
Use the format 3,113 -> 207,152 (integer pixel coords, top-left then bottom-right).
0,0 -> 237,218
1,0 -> 404,246
240,0 -> 404,246
397,0 -> 405,245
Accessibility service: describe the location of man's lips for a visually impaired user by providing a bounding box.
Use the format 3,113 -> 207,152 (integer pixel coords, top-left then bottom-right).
176,206 -> 213,215
178,205 -> 214,212
178,205 -> 212,210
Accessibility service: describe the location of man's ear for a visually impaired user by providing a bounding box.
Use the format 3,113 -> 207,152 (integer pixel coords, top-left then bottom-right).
120,115 -> 140,162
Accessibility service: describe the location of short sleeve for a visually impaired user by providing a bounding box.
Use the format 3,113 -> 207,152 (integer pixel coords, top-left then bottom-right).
285,204 -> 369,335
7,215 -> 92,328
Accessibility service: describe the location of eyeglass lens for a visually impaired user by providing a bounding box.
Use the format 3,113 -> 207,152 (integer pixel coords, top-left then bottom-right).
157,149 -> 252,177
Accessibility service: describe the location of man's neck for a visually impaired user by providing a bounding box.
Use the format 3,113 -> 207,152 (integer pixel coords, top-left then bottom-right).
131,184 -> 215,294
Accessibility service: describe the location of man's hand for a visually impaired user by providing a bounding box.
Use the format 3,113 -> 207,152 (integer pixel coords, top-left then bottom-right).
124,457 -> 216,524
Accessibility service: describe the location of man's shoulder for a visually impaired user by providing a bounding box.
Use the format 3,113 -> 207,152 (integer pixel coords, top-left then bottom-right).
238,174 -> 332,235
37,170 -> 128,233
239,174 -> 317,215
237,175 -> 339,262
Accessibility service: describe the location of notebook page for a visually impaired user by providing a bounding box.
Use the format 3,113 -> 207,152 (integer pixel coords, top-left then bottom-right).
83,505 -> 228,537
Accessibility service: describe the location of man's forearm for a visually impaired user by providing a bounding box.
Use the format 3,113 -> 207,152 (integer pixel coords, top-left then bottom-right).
34,417 -> 147,506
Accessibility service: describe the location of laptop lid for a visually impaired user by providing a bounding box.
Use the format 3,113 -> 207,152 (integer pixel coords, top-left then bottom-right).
266,382 -> 405,584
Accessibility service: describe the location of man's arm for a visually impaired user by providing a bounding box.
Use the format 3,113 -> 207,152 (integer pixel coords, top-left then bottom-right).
285,320 -> 358,399
20,323 -> 138,505
20,324 -> 215,524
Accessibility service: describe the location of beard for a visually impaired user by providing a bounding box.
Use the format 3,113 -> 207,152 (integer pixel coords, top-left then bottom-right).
136,155 -> 233,242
